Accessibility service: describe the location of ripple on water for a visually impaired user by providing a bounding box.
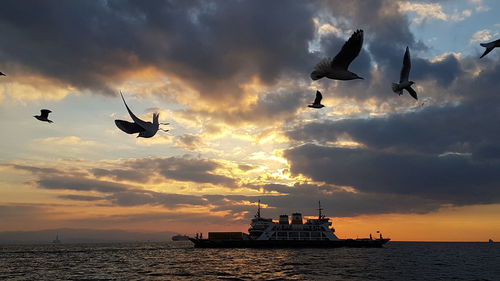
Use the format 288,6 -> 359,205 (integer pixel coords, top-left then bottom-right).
0,242 -> 499,281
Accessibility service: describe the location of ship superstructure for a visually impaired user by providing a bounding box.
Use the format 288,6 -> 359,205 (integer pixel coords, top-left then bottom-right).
248,201 -> 338,241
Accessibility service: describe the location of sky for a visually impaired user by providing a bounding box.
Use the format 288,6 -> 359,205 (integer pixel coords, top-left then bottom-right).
1,0 -> 500,242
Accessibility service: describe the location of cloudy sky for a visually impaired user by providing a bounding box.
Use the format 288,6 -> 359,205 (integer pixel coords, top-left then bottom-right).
1,0 -> 500,241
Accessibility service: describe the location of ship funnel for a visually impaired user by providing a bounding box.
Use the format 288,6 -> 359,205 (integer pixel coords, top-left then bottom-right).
291,213 -> 303,224
279,215 -> 289,225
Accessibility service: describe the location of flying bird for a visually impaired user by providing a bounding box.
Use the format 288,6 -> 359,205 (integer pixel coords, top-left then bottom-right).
311,29 -> 364,81
479,39 -> 500,58
308,90 -> 325,109
114,92 -> 169,138
0,72 -> 6,76
392,46 -> 418,100
34,109 -> 53,123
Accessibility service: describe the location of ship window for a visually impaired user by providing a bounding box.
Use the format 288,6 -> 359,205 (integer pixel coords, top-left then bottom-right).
277,232 -> 287,236
289,232 -> 298,237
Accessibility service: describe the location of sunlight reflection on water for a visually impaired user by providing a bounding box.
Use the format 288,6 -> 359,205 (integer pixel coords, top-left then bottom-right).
1,242 -> 499,280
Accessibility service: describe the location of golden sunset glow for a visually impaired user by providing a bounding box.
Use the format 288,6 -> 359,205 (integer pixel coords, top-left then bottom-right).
1,0 -> 500,245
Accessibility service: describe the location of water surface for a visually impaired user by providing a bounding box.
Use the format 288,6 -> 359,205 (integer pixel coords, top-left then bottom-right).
1,242 -> 498,280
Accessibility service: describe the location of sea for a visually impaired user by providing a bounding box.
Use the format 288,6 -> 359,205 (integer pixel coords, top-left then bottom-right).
0,242 -> 499,281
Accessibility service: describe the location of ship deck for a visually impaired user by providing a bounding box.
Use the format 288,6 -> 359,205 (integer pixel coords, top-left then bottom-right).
189,238 -> 390,248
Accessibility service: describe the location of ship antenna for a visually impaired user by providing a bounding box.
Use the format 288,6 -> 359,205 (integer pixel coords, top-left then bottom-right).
318,200 -> 323,219
256,199 -> 261,218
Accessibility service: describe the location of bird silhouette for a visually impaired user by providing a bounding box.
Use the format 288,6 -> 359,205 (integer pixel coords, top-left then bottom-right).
392,47 -> 417,100
115,91 -> 169,138
0,72 -> 6,76
311,29 -> 364,81
34,109 -> 53,123
308,90 -> 325,109
480,39 -> 500,58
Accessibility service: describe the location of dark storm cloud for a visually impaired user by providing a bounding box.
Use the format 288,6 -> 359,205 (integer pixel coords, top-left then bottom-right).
284,144 -> 500,205
58,194 -> 105,201
92,168 -> 151,183
37,176 -> 129,193
34,173 -> 206,208
6,164 -> 61,175
107,190 -> 206,207
8,162 -> 445,217
9,157 -> 236,189
125,157 -> 236,187
205,183 -> 444,219
287,98 -> 500,156
176,134 -> 204,150
67,211 -> 234,226
91,157 -> 237,187
0,0 -> 316,100
238,164 -> 257,172
412,54 -> 461,87
184,89 -> 311,125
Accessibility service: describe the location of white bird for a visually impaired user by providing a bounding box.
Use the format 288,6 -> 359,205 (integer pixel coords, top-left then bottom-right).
114,92 -> 169,138
308,90 -> 325,109
392,46 -> 417,100
34,109 -> 53,123
311,29 -> 364,81
480,39 -> 500,58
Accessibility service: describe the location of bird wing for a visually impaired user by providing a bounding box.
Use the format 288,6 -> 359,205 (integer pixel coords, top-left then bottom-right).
313,91 -> 322,104
310,58 -> 331,80
120,91 -> 149,129
115,120 -> 146,134
40,109 -> 52,118
331,29 -> 363,70
400,47 -> 411,83
406,86 -> 418,100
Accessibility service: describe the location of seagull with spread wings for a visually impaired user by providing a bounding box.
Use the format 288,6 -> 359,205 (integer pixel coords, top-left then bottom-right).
308,90 -> 325,109
392,46 -> 417,100
311,29 -> 364,81
114,92 -> 169,138
479,38 -> 500,58
34,109 -> 53,123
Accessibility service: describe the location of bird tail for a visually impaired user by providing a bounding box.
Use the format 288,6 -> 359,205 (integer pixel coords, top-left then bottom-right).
392,83 -> 402,95
480,47 -> 494,58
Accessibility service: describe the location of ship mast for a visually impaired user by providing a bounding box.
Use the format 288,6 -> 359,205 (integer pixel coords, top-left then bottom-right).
318,200 -> 323,219
255,199 -> 261,218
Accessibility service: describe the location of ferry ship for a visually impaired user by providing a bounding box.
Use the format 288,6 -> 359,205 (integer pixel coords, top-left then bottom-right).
190,201 -> 390,248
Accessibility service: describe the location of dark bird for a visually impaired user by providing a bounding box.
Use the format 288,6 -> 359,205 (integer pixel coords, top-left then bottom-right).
34,109 -> 53,123
392,46 -> 417,100
308,90 -> 325,109
0,72 -> 6,76
480,39 -> 500,58
311,29 -> 364,81
115,91 -> 169,138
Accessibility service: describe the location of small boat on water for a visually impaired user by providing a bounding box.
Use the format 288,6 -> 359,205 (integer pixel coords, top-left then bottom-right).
52,233 -> 61,244
171,234 -> 190,241
190,201 -> 390,248
488,239 -> 494,243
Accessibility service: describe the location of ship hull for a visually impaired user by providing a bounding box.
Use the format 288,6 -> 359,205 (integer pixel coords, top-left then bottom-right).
189,238 -> 390,248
